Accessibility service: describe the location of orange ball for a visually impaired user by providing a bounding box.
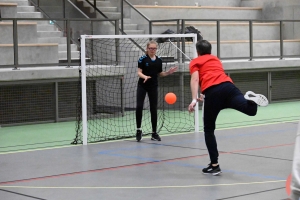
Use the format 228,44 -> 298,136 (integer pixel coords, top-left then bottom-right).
165,92 -> 177,104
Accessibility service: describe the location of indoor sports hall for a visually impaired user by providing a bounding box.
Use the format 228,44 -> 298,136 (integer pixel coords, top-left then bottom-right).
1,0 -> 300,200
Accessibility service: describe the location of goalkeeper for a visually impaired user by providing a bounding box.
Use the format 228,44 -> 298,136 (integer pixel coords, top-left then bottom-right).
136,40 -> 177,142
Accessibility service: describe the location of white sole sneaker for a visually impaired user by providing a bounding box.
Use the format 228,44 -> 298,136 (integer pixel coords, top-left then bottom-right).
244,91 -> 269,107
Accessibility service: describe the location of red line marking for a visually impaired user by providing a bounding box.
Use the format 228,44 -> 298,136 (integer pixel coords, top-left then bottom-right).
227,143 -> 295,154
0,143 -> 294,186
0,155 -> 204,186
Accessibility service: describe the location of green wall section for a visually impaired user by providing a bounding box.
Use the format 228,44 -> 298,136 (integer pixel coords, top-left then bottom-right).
216,101 -> 300,129
0,101 -> 299,153
0,121 -> 76,153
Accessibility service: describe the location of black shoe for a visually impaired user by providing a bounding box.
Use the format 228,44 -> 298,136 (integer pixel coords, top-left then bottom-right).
202,163 -> 222,175
151,133 -> 161,141
136,130 -> 142,142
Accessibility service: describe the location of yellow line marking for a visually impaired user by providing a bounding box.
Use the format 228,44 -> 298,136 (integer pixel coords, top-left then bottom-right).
0,119 -> 298,155
0,180 -> 285,189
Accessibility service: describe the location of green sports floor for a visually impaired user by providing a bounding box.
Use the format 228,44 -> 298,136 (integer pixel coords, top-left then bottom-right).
0,101 -> 299,153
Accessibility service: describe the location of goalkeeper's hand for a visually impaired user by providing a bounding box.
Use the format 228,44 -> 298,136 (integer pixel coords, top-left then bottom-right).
168,66 -> 178,75
143,76 -> 151,83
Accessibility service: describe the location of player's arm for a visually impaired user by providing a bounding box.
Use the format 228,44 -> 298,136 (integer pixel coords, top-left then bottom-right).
188,71 -> 199,112
190,71 -> 199,101
137,68 -> 151,83
159,66 -> 178,77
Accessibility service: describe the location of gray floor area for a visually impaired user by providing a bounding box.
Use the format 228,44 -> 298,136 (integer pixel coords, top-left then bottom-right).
0,122 -> 298,200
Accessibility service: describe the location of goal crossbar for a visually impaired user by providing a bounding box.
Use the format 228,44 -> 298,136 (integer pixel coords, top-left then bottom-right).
81,34 -> 197,40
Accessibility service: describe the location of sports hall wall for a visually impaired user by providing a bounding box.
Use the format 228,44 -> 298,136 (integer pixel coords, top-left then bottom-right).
0,0 -> 300,126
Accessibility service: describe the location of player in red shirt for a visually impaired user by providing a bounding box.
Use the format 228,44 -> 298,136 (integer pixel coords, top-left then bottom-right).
188,40 -> 268,175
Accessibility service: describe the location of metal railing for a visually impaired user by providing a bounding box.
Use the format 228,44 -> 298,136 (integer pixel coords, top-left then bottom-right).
120,1 -> 300,60
1,0 -> 300,69
181,19 -> 293,60
121,0 -> 150,33
0,18 -> 120,69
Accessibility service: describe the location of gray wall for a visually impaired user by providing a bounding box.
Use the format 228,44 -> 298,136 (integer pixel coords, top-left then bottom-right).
254,0 -> 300,20
254,0 -> 300,39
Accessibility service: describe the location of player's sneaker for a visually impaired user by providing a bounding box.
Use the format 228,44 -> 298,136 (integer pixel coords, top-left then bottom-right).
244,91 -> 269,107
202,163 -> 222,175
151,133 -> 161,141
136,130 -> 142,142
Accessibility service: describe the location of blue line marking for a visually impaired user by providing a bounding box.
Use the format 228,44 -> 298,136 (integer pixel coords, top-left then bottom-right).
97,126 -> 294,180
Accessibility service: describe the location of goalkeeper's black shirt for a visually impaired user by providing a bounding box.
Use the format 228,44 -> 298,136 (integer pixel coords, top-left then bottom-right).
137,55 -> 162,88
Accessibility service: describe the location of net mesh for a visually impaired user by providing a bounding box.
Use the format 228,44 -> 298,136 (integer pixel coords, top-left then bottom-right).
73,36 -> 197,144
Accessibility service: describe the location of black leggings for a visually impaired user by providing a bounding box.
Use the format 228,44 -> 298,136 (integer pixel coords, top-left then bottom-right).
203,82 -> 258,164
136,84 -> 158,133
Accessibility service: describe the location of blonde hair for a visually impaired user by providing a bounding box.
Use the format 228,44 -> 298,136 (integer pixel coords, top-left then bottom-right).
145,40 -> 158,55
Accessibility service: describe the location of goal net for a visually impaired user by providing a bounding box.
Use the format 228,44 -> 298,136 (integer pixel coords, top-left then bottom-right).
73,34 -> 199,145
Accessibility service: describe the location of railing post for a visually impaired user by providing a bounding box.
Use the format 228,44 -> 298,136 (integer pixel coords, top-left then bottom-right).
176,19 -> 180,34
63,0 -> 66,18
181,20 -> 186,63
13,19 -> 19,70
91,20 -> 94,62
115,19 -> 119,35
115,20 -> 120,65
149,21 -> 152,35
121,0 -> 124,34
176,19 -> 180,63
280,21 -> 283,60
66,19 -> 71,67
249,20 -> 253,61
217,20 -> 220,58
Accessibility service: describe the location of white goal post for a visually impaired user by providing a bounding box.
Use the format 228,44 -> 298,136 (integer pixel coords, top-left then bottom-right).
80,34 -> 198,145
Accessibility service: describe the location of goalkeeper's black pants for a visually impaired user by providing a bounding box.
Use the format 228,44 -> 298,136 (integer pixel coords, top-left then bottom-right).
203,82 -> 258,165
136,84 -> 158,133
